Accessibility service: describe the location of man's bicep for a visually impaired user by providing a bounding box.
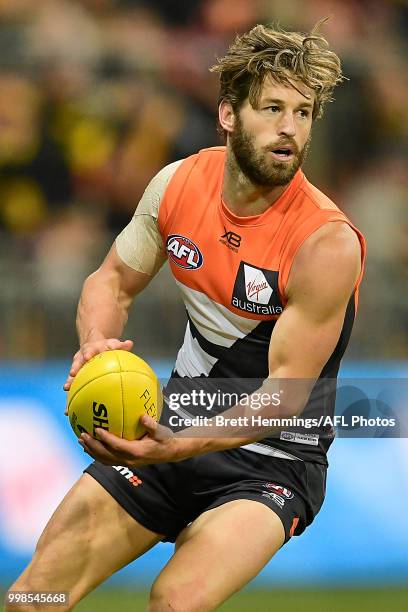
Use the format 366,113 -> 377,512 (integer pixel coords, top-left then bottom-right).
268,299 -> 349,379
98,243 -> 155,301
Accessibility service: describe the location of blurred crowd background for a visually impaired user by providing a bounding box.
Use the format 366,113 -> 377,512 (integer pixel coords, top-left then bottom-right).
0,0 -> 406,362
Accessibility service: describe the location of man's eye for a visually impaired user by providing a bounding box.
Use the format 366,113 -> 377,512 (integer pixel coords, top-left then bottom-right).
266,106 -> 280,112
299,109 -> 309,118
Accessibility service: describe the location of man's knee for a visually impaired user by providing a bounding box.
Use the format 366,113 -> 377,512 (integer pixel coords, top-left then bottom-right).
148,577 -> 217,612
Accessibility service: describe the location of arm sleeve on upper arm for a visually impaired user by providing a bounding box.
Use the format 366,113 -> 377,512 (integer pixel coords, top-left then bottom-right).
115,160 -> 183,275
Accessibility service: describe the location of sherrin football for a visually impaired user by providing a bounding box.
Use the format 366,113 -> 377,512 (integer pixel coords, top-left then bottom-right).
67,350 -> 162,440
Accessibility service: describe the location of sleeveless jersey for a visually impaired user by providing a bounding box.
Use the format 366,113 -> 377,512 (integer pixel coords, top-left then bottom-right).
156,147 -> 366,465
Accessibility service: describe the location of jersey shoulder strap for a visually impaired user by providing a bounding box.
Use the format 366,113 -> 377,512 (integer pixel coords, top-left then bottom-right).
158,147 -> 225,235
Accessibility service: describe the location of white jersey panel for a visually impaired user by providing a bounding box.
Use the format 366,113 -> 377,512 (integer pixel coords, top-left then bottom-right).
175,279 -> 259,347
174,322 -> 218,376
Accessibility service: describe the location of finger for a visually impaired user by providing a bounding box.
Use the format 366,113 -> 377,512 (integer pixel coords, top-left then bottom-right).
140,415 -> 172,441
64,361 -> 84,389
63,351 -> 81,388
69,354 -> 86,377
64,394 -> 71,416
81,346 -> 100,363
70,345 -> 99,378
94,428 -> 137,455
121,339 -> 134,349
63,375 -> 74,391
79,442 -> 112,465
64,339 -> 134,392
140,414 -> 157,433
106,339 -> 134,351
79,433 -> 119,464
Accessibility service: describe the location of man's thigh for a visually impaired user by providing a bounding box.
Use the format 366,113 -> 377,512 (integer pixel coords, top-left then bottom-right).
8,474 -> 162,609
149,499 -> 285,612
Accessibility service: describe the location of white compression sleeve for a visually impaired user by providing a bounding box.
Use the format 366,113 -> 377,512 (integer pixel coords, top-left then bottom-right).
115,160 -> 182,275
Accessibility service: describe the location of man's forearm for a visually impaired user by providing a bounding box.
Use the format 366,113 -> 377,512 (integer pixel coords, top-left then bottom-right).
174,430 -> 270,459
76,271 -> 130,345
174,377 -> 316,458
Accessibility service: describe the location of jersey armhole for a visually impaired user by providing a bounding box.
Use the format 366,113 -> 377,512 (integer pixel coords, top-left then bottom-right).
278,215 -> 366,307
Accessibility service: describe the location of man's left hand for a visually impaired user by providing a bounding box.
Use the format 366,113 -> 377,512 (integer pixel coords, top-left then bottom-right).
78,415 -> 186,466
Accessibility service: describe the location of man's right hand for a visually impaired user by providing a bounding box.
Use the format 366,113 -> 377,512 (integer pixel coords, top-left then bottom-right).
64,338 -> 134,393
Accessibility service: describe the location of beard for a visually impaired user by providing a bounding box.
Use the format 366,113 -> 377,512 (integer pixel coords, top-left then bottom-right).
229,114 -> 310,188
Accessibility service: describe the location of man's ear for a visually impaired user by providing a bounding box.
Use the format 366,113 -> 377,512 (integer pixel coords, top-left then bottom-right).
219,100 -> 235,134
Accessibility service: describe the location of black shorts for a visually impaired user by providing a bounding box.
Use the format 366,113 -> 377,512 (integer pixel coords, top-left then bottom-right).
85,448 -> 326,545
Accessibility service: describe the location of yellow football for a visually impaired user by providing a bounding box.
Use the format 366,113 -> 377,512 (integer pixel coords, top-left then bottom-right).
67,350 -> 162,440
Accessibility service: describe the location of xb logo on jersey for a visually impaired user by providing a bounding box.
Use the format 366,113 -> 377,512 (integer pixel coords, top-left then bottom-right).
219,227 -> 241,252
166,234 -> 203,270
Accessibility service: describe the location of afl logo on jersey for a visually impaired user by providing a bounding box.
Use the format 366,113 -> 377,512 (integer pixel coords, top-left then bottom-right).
166,234 -> 203,270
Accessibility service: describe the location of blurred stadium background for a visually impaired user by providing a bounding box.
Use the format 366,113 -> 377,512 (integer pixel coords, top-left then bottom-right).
0,0 -> 407,610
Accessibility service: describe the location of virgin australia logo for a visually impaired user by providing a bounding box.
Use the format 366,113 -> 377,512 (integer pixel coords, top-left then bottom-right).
231,261 -> 283,316
244,265 -> 273,304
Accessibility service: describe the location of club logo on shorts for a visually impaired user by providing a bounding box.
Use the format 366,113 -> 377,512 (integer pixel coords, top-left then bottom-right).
264,483 -> 294,499
231,262 -> 283,315
261,483 -> 294,509
166,234 -> 203,270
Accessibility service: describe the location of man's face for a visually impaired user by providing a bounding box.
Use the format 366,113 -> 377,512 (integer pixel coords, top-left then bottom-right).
228,76 -> 314,187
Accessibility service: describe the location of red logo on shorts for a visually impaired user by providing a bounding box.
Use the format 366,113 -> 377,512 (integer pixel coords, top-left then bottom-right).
264,483 -> 294,499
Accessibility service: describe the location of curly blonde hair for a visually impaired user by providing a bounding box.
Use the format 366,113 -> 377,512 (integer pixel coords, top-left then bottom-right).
211,19 -> 344,131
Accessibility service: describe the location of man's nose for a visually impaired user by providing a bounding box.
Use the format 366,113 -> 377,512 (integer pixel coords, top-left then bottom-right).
277,112 -> 296,137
